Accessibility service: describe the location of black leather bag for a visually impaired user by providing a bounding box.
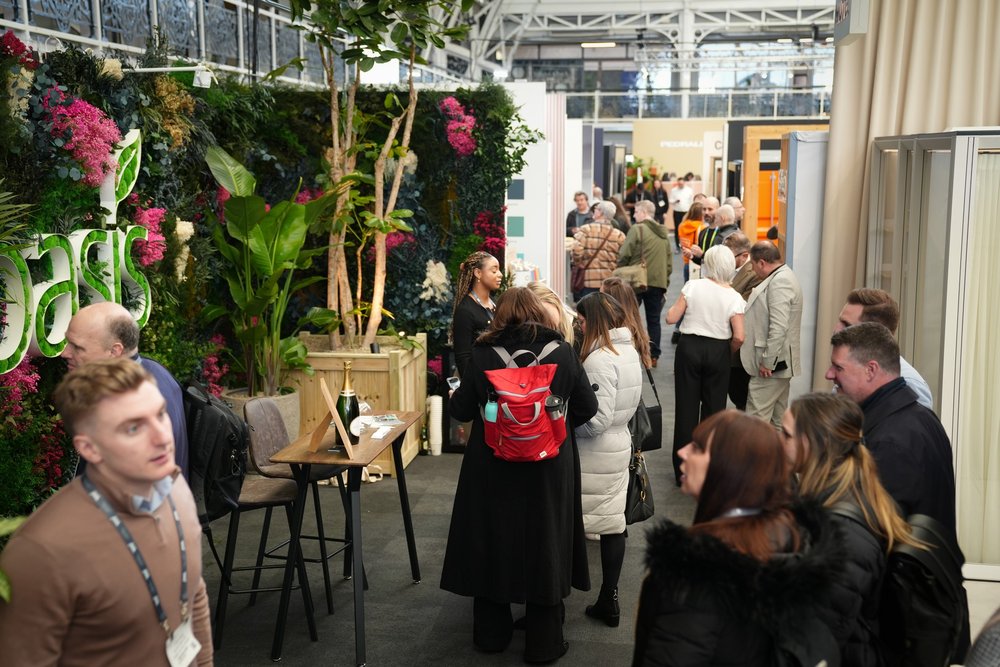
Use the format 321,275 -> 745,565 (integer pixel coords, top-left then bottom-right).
625,449 -> 654,525
629,368 -> 662,452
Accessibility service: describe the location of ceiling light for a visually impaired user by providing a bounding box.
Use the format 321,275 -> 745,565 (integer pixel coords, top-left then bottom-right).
777,38 -> 793,44
799,37 -> 814,43
825,37 -> 835,43
581,42 -> 616,49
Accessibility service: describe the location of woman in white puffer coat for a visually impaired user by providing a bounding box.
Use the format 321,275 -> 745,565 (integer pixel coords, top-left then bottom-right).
574,292 -> 643,628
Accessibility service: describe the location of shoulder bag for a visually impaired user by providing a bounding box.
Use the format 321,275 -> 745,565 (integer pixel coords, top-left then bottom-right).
628,368 -> 662,452
613,224 -> 648,294
571,226 -> 613,293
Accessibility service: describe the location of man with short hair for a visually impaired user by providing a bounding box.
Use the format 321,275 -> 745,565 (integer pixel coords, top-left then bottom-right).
723,231 -> 761,409
619,199 -> 672,366
572,200 -> 626,300
835,287 -> 933,409
624,181 -> 655,221
826,322 -> 956,533
566,191 -> 593,237
723,196 -> 745,223
740,242 -> 802,426
669,178 -> 694,231
0,359 -> 213,665
62,302 -> 190,478
688,203 -> 739,266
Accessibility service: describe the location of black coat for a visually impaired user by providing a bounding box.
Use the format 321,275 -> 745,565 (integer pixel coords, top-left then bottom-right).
633,503 -> 846,667
452,294 -> 493,378
821,504 -> 887,667
440,324 -> 599,606
861,378 -> 957,535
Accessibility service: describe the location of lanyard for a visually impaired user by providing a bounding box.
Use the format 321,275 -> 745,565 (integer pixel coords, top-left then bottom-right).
82,475 -> 188,633
703,227 -> 720,249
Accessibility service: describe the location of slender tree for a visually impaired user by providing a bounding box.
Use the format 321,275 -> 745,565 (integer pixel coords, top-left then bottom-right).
289,0 -> 472,348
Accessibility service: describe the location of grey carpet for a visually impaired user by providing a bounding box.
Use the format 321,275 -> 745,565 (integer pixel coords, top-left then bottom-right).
207,254 -> 693,666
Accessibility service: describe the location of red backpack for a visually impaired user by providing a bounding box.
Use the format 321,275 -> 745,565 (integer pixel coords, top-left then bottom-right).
482,341 -> 568,462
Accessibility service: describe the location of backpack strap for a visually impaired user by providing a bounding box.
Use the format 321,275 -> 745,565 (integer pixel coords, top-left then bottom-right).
493,340 -> 561,368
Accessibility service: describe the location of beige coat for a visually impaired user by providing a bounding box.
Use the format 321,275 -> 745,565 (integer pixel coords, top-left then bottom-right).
740,264 -> 803,377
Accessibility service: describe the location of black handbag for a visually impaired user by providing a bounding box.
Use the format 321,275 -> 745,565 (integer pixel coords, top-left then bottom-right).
625,448 -> 654,525
629,368 -> 662,452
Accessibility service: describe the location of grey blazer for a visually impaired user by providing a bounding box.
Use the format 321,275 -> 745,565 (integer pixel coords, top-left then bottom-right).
740,264 -> 803,378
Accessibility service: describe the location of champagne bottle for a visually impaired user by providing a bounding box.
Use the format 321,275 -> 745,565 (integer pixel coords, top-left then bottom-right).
336,360 -> 360,445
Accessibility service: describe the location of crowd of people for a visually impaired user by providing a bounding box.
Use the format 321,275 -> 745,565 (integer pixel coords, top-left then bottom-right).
0,178 -> 991,666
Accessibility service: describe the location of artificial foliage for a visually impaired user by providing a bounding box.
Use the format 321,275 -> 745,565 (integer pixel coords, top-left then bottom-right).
0,29 -> 540,515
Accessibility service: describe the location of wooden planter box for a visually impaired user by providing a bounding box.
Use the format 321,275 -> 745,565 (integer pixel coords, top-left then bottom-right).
285,333 -> 427,475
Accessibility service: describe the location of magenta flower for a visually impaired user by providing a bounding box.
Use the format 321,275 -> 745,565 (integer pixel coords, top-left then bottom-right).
439,96 -> 477,157
0,357 -> 41,422
133,205 -> 167,266
1,30 -> 38,69
45,93 -> 122,187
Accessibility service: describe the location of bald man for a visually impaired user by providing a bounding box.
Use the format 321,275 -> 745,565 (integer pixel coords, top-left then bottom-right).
62,302 -> 190,478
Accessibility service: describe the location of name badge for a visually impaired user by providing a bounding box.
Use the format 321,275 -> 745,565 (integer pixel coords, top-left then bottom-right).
166,618 -> 201,667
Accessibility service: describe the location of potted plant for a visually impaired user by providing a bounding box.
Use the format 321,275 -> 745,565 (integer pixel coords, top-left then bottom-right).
203,147 -> 339,432
288,0 -> 472,351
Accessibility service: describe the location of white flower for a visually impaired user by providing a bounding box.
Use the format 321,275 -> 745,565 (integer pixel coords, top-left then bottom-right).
101,58 -> 124,81
419,259 -> 451,303
173,219 -> 195,281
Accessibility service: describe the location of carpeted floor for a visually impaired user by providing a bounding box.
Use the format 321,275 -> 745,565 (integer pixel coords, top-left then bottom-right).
207,255 -> 692,666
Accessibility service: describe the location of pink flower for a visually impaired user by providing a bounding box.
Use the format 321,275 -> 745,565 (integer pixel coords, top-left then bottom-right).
216,186 -> 231,223
202,354 -> 229,397
0,357 -> 41,422
295,188 -> 322,204
133,205 -> 167,266
427,356 -> 443,380
45,94 -> 122,187
439,96 -> 477,158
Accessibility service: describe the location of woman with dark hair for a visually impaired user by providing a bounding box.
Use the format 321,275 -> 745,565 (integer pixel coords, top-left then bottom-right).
450,251 -> 503,377
785,392 -> 923,666
633,410 -> 844,667
610,196 -> 631,232
601,276 -> 653,369
574,292 -> 643,627
442,287 -> 599,664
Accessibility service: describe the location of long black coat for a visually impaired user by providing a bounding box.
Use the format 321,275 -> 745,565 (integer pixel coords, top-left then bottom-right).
452,294 -> 494,378
440,324 -> 598,606
633,503 -> 846,667
861,378 -> 956,536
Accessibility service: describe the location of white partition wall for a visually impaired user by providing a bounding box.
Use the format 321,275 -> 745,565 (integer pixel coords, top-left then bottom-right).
502,82 -> 553,287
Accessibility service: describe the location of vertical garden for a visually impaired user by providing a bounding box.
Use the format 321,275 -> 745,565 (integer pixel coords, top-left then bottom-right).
0,26 -> 539,516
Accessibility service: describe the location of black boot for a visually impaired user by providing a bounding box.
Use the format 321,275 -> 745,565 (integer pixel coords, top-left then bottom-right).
584,587 -> 620,627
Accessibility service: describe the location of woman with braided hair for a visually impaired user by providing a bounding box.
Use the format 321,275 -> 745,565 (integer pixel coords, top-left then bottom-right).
450,251 -> 503,377
784,392 -> 922,666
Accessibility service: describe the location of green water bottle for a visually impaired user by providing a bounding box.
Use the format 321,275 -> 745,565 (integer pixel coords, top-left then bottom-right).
336,360 -> 360,445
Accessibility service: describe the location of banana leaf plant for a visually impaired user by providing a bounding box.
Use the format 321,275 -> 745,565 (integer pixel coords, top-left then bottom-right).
203,146 -> 340,396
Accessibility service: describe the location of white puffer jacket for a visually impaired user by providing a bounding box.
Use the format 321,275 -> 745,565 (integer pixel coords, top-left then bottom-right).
575,327 -> 643,535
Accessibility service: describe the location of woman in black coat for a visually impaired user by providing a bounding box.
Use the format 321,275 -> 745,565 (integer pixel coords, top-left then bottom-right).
450,251 -> 503,377
784,392 -> 922,666
441,287 -> 599,664
633,410 -> 845,667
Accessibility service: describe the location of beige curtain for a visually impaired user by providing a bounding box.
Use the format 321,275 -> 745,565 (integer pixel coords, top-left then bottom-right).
814,0 -> 1000,383
957,154 -> 1000,563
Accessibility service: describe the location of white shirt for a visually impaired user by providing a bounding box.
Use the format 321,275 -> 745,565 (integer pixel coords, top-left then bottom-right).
679,278 -> 745,340
900,356 -> 934,409
670,185 -> 693,212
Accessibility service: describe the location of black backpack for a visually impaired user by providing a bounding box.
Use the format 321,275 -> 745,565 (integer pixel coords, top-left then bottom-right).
831,503 -> 967,667
183,382 -> 248,525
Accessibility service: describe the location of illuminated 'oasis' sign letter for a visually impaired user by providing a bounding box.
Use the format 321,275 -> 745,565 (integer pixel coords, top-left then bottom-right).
0,129 -> 150,373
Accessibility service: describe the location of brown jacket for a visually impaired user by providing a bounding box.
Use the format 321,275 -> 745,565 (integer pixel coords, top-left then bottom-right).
0,467 -> 213,666
731,260 -> 763,301
572,222 -> 625,289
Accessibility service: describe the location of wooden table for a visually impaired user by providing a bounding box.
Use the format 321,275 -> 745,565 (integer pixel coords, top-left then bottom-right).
271,410 -> 423,665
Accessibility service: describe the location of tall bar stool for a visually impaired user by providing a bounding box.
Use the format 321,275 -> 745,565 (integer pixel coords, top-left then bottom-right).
212,475 -> 317,650
244,397 -> 353,614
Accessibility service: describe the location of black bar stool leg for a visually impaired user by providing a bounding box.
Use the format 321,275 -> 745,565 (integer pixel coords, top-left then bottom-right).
213,509 -> 241,649
248,506 -> 273,607
311,480 -> 334,614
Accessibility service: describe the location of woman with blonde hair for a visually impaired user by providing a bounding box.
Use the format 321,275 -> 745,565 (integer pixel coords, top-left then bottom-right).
600,276 -> 652,369
527,281 -> 575,346
784,392 -> 923,666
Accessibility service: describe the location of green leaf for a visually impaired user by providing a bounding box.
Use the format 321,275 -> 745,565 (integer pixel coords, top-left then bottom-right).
199,304 -> 229,322
0,571 -> 10,603
262,57 -> 306,83
223,196 -> 267,244
360,58 -> 375,72
390,22 -> 407,46
114,130 -> 142,206
296,306 -> 341,333
248,202 -> 307,276
205,146 -> 257,197
0,516 -> 25,537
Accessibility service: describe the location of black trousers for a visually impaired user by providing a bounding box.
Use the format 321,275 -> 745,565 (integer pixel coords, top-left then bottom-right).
638,287 -> 667,360
473,597 -> 564,661
672,334 -> 732,480
728,363 -> 751,411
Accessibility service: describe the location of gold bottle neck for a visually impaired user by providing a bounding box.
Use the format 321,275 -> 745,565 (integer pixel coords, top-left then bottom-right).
341,361 -> 355,394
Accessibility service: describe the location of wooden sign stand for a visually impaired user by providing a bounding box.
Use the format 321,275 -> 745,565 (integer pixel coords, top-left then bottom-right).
307,377 -> 355,458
